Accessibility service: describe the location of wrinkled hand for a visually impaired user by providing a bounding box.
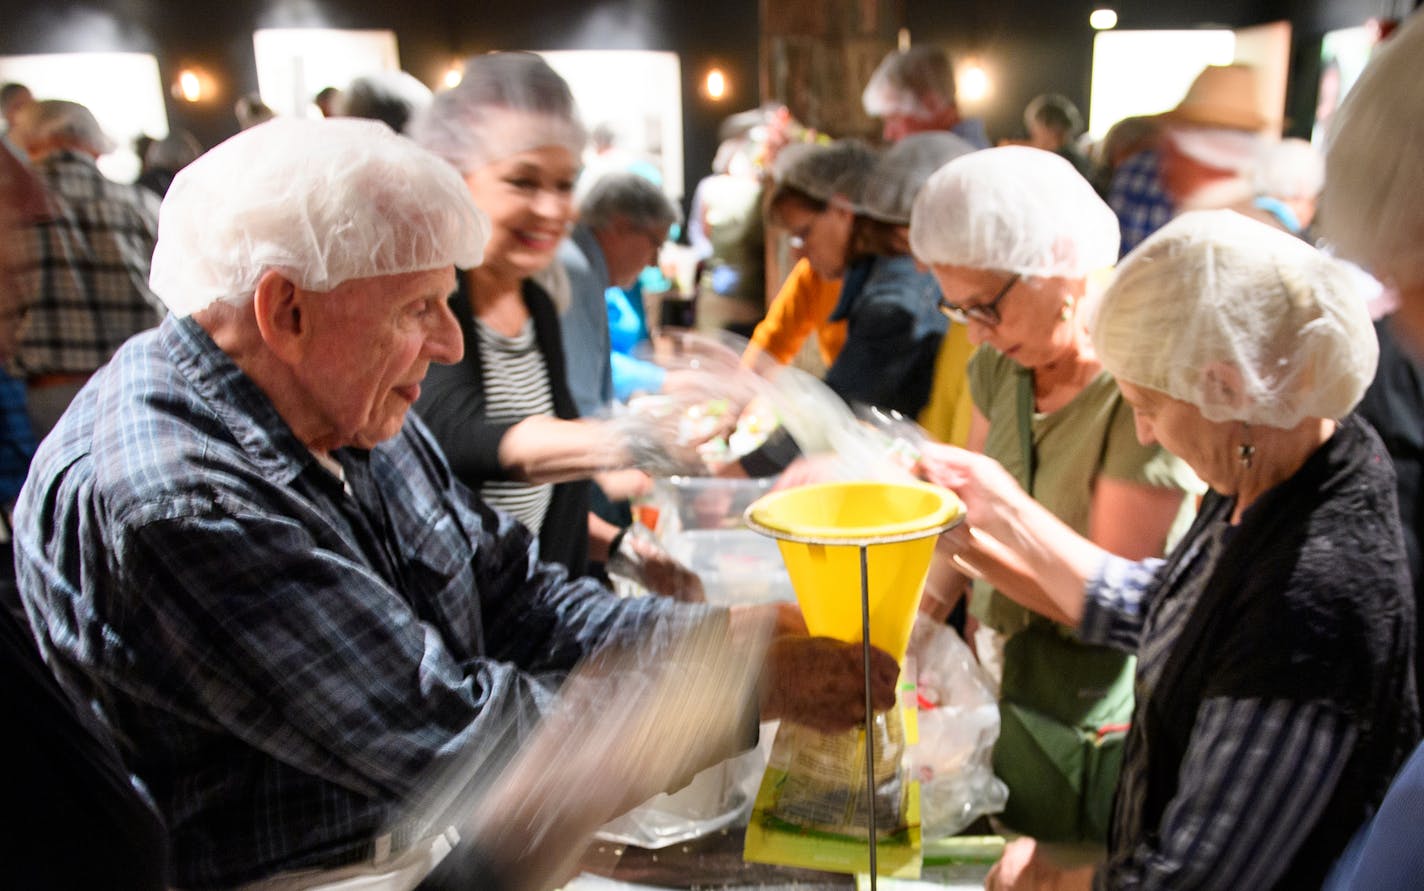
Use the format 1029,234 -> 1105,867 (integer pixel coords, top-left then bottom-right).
760,634 -> 899,733
619,535 -> 706,603
914,443 -> 1028,542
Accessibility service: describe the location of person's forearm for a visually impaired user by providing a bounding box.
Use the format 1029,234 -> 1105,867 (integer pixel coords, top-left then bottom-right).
587,512 -> 621,563
919,535 -> 972,622
961,489 -> 1107,626
496,416 -> 627,484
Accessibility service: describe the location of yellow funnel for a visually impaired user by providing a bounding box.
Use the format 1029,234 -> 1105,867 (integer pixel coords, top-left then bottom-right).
744,481 -> 963,661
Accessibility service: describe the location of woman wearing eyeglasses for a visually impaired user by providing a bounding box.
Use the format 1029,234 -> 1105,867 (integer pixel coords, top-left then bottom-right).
733,134 -> 974,477
907,146 -> 1201,850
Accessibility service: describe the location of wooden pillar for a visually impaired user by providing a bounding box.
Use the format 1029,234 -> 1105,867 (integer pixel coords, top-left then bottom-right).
756,0 -> 903,375
760,0 -> 905,139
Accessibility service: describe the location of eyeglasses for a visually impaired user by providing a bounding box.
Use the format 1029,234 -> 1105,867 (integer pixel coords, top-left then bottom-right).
938,273 -> 1021,327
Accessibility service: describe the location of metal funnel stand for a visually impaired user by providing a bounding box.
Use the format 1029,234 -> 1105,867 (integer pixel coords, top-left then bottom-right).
745,481 -> 961,891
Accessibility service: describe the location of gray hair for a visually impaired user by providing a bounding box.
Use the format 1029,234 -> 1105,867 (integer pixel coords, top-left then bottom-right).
1024,94 -> 1083,137
20,99 -> 115,155
580,172 -> 680,233
862,46 -> 957,117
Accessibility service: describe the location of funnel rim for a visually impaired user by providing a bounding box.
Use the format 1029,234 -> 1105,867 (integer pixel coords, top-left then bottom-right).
743,480 -> 964,546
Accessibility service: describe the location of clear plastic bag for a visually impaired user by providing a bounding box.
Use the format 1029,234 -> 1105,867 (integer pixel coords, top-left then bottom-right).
595,723 -> 776,848
906,618 -> 1009,839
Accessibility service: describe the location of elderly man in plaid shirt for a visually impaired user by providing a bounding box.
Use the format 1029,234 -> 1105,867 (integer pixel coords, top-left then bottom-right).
10,118 -> 892,891
8,99 -> 165,439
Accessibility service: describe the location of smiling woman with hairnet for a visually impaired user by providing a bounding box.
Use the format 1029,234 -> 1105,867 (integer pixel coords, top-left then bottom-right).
409,52 -> 703,600
916,210 -> 1419,890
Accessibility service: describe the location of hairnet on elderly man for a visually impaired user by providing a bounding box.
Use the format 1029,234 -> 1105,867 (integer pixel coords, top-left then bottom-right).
11,116 -> 892,889
915,209 -> 1418,889
861,45 -> 990,147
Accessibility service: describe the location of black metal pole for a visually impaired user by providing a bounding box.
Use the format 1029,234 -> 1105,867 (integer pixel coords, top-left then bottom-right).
860,544 -> 877,890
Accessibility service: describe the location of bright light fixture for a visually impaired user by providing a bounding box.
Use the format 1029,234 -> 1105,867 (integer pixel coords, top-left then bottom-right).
443,63 -> 463,89
959,63 -> 989,102
176,69 -> 203,102
705,68 -> 727,100
1090,8 -> 1119,30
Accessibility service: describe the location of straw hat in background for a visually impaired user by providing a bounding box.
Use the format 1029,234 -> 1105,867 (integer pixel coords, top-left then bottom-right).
1159,64 -> 1273,133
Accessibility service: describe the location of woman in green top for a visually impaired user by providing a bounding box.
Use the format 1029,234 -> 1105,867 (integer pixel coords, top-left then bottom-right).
907,146 -> 1201,848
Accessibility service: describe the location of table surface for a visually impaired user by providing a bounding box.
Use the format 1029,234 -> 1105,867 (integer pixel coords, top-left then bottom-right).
570,826 -> 997,890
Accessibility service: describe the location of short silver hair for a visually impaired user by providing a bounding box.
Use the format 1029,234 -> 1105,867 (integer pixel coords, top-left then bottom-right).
579,172 -> 680,233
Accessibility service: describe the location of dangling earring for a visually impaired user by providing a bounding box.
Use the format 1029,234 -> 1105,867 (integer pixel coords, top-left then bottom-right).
1238,423 -> 1255,469
1061,296 -> 1075,322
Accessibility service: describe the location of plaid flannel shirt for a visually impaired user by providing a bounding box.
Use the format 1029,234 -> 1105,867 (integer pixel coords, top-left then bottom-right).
13,314 -> 701,888
13,151 -> 164,377
1107,149 -> 1175,258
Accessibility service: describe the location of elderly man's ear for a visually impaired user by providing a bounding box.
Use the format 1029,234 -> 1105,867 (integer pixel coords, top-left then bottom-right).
253,270 -> 309,364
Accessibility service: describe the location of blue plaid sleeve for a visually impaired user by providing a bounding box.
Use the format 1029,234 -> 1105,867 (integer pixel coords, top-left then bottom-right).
1079,553 -> 1164,651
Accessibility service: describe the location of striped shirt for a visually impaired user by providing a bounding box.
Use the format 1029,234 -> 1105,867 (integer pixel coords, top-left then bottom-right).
473,317 -> 555,535
13,151 -> 164,377
1080,499 -> 1358,890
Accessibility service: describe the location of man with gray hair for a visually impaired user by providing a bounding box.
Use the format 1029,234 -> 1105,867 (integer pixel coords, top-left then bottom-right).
560,171 -> 680,416
8,98 -> 164,438
862,45 -> 989,148
11,117 -> 889,889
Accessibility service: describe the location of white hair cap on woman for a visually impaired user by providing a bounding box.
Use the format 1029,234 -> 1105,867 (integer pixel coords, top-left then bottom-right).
149,117 -> 488,317
858,131 -> 976,225
1321,10 -> 1424,289
407,51 -> 586,175
772,139 -> 879,205
909,145 -> 1119,278
1091,210 -> 1378,429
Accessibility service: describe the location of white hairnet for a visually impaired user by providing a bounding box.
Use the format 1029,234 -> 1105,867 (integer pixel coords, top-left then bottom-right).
1252,137 -> 1323,200
771,140 -> 878,205
1091,210 -> 1378,429
150,117 -> 487,317
858,131 -> 976,225
1321,10 -> 1424,289
862,46 -> 955,118
909,145 -> 1119,278
407,52 -> 586,174
1166,126 -> 1262,174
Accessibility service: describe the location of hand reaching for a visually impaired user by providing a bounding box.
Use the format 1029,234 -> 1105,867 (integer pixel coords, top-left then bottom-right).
914,442 -> 1029,542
